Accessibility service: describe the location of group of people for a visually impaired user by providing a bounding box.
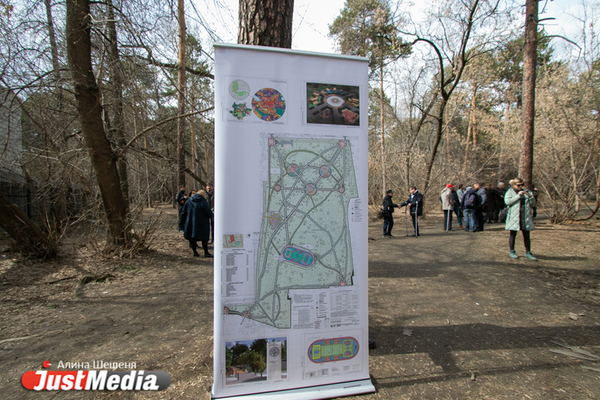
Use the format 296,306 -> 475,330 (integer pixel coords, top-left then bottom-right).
176,183 -> 215,258
382,178 -> 538,260
443,182 -> 507,233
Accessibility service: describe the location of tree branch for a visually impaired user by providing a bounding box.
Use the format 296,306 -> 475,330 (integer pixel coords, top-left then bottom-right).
118,106 -> 214,158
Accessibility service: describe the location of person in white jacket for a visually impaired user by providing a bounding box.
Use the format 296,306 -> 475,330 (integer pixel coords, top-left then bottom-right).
440,184 -> 454,231
504,178 -> 537,260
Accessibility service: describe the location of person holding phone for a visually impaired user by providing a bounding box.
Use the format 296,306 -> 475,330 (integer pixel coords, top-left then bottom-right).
504,178 -> 537,260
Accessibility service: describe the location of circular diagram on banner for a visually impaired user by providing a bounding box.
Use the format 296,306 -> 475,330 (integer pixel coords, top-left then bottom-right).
326,95 -> 345,107
229,80 -> 250,100
252,88 -> 286,121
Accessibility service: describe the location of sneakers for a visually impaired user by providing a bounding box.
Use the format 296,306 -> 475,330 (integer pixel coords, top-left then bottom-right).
204,253 -> 214,258
509,251 -> 537,260
525,252 -> 537,260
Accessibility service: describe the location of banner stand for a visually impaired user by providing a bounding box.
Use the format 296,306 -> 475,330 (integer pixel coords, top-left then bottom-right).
212,43 -> 373,400
212,378 -> 375,400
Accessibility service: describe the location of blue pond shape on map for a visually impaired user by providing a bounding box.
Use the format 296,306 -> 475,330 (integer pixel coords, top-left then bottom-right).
282,246 -> 314,267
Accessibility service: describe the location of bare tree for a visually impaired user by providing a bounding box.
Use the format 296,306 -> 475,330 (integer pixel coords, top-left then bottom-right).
398,0 -> 507,194
106,0 -> 130,213
66,0 -> 129,247
330,0 -> 410,195
43,0 -> 61,83
0,192 -> 57,258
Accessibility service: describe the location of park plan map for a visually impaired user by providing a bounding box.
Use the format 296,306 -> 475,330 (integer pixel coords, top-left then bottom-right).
224,135 -> 359,329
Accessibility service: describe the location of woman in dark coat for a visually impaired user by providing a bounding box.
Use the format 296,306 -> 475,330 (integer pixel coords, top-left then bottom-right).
180,190 -> 213,257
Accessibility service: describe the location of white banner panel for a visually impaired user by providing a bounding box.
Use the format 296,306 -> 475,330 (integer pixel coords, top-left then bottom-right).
212,43 -> 373,399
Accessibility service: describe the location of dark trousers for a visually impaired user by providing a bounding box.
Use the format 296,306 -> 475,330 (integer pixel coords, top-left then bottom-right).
454,206 -> 463,226
509,230 -> 531,252
189,239 -> 209,255
383,216 -> 394,236
177,206 -> 184,231
475,208 -> 485,231
487,209 -> 499,223
411,213 -> 419,235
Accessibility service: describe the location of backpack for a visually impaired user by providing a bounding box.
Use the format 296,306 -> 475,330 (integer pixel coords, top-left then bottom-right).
464,192 -> 476,209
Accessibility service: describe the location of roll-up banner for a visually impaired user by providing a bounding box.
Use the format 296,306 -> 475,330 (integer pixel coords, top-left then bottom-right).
212,43 -> 373,400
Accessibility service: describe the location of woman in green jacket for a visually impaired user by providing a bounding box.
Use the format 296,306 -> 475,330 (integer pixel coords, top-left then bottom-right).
504,178 -> 537,260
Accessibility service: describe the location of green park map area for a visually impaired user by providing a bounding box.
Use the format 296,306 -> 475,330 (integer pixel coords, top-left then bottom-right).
224,136 -> 358,329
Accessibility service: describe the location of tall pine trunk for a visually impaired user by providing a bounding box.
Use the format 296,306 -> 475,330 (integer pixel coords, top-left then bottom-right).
380,63 -> 386,194
177,0 -> 187,187
238,0 -> 294,48
519,0 -> 538,189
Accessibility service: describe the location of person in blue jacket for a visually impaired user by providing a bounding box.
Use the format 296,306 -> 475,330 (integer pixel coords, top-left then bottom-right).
180,190 -> 214,258
461,185 -> 479,232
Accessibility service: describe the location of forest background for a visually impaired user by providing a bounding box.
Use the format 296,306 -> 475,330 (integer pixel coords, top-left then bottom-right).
0,0 -> 599,256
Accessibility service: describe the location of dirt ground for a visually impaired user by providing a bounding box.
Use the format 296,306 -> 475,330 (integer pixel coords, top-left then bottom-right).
1,206 -> 599,399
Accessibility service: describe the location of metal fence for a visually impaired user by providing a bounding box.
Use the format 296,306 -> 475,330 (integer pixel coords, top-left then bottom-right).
0,167 -> 32,218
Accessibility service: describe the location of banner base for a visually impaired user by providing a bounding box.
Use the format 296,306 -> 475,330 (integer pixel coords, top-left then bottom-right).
212,378 -> 376,400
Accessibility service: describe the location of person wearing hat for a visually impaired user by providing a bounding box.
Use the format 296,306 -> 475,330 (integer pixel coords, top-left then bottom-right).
382,189 -> 399,238
440,184 -> 455,231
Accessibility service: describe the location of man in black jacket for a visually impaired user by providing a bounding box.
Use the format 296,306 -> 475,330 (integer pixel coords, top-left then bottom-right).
175,186 -> 187,231
382,190 -> 399,238
400,186 -> 423,237
494,182 -> 507,222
